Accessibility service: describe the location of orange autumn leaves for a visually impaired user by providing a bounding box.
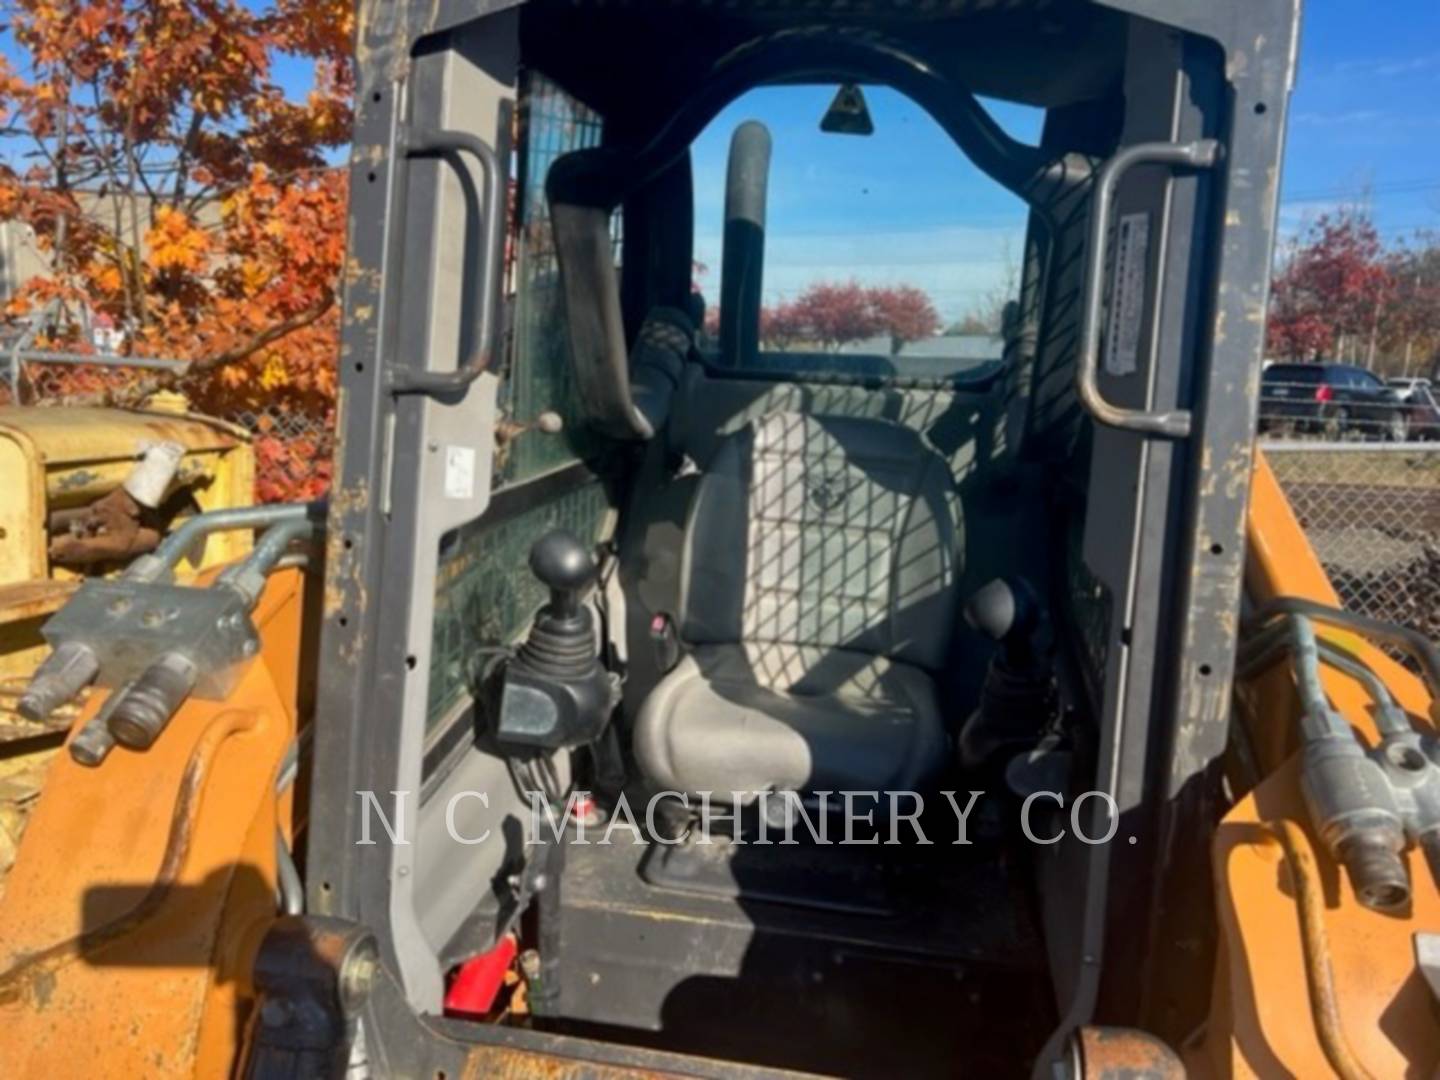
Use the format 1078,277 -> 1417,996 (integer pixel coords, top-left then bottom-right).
146,206 -> 210,272
0,0 -> 354,414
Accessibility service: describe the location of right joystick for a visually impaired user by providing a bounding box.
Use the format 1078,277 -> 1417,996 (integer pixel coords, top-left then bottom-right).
958,577 -> 1053,775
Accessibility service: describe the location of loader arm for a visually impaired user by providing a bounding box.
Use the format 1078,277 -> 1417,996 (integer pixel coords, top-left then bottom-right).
0,569 -> 307,1078
1198,450 -> 1440,1077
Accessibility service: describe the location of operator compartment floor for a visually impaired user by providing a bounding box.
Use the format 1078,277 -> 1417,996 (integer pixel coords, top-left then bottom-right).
536,829 -> 1054,1078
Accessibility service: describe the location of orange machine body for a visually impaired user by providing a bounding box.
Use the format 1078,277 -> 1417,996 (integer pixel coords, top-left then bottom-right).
0,569 -> 306,1077
1198,451 -> 1440,1077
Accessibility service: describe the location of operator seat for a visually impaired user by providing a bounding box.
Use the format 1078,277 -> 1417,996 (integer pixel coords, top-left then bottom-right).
635,411 -> 961,802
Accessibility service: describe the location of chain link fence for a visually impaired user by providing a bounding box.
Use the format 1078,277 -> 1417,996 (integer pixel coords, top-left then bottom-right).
1259,364 -> 1440,635
1264,441 -> 1440,637
1,352 -> 333,503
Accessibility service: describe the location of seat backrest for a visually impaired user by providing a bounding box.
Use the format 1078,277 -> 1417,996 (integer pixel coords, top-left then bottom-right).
679,412 -> 962,671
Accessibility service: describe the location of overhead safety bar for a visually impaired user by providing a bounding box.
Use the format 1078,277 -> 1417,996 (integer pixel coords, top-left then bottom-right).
389,128 -> 504,398
1075,139 -> 1222,439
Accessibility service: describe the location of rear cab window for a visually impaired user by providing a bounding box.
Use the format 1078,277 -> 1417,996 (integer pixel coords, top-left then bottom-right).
689,85 -> 1039,383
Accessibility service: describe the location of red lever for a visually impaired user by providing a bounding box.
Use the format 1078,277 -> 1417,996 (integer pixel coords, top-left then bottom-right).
444,933 -> 518,1018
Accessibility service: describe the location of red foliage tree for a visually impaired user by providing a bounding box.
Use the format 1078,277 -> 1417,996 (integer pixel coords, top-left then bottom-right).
1267,210 -> 1392,361
868,284 -> 940,355
1381,235 -> 1440,376
789,281 -> 881,351
759,302 -> 806,349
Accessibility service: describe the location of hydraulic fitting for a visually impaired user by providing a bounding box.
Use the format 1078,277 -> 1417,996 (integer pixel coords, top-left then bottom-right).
70,715 -> 119,767
1301,734 -> 1409,911
16,502 -> 322,761
107,652 -> 201,749
17,640 -> 100,723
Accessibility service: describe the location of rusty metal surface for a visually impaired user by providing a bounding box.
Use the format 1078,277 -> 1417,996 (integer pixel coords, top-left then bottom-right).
1076,1026 -> 1185,1079
452,1038 -> 833,1080
460,1045 -> 705,1079
47,486 -> 161,565
0,580 -> 77,624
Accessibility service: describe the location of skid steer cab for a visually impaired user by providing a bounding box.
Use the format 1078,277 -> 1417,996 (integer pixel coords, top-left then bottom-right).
8,1 -> 1440,1077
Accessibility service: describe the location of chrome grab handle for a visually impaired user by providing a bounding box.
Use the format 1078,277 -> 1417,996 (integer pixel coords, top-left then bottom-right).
1075,139 -> 1222,439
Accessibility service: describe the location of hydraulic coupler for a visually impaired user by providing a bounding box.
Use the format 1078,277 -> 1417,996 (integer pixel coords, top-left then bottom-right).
1244,609 -> 1440,912
16,504 -> 321,765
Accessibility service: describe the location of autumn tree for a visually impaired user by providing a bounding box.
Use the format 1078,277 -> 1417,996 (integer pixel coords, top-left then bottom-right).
946,314 -> 994,336
1266,209 -> 1392,363
789,281 -> 881,351
0,0 -> 353,429
759,301 -> 805,349
1381,234 -> 1440,377
868,284 -> 939,355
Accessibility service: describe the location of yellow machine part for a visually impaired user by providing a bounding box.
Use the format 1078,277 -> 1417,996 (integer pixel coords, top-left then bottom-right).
0,403 -> 255,696
0,569 -> 306,1077
0,403 -> 255,582
1198,450 -> 1440,1078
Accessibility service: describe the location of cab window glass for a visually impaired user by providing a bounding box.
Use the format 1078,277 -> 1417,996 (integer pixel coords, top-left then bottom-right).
499,72 -> 620,483
690,85 -> 1040,381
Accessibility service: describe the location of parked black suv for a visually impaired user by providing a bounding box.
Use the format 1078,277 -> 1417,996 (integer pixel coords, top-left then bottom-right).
1259,362 -> 1410,440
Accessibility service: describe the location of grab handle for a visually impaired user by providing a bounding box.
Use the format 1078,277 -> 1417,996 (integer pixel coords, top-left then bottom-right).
1076,139 -> 1222,439
389,128 -> 504,397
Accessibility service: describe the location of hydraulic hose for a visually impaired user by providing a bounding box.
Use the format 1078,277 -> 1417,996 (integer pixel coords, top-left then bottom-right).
133,501 -> 324,582
1269,819 -> 1377,1080
1246,597 -> 1440,723
274,734 -> 308,917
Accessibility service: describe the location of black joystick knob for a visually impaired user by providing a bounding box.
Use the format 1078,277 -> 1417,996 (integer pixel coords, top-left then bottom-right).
958,576 -> 1052,774
964,577 -> 1039,668
491,529 -> 617,751
528,529 -> 596,620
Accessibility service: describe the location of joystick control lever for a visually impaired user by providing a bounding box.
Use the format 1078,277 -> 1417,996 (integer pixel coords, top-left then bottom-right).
493,530 -> 618,750
958,577 -> 1054,775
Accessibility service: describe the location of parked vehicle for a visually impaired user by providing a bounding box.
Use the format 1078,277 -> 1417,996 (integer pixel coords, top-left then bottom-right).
1389,376 -> 1440,439
1261,361 -> 1410,440
1387,375 -> 1432,397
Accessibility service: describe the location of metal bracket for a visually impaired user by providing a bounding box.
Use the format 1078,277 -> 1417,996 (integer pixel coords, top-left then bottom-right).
388,127 -> 504,398
1075,138 -> 1222,439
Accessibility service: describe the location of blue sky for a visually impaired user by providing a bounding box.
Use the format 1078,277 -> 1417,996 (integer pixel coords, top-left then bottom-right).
5,3 -> 1438,324
690,1 -> 1440,322
690,89 -> 1042,323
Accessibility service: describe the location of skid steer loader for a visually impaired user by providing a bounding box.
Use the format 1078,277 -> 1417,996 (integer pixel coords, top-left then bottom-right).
4,0 -> 1438,1076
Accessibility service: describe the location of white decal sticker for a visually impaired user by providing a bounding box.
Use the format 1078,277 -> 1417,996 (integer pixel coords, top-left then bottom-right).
443,445 -> 476,500
1103,212 -> 1151,377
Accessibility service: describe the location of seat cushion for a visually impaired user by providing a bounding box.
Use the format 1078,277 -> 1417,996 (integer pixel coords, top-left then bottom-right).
679,412 -> 962,670
634,644 -> 948,801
